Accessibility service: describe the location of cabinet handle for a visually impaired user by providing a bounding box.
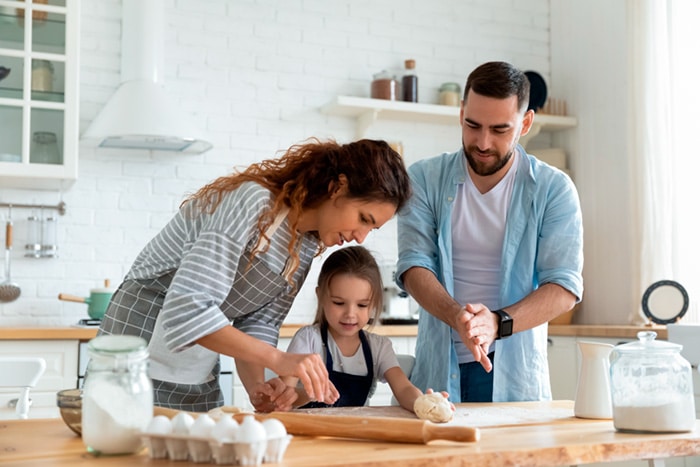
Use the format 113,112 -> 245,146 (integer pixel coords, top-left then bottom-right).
547,338 -> 553,346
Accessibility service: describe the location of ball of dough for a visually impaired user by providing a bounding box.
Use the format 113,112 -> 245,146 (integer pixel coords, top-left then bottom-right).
414,392 -> 453,423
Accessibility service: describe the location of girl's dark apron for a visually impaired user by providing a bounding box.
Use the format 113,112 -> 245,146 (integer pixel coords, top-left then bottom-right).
302,323 -> 374,408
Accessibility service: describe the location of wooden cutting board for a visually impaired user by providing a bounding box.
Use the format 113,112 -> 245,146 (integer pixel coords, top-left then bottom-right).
295,400 -> 579,428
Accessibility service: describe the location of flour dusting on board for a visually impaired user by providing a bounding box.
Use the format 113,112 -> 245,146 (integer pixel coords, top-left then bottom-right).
297,402 -> 576,428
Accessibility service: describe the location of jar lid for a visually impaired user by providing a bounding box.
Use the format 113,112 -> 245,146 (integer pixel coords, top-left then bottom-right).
439,82 -> 461,92
31,59 -> 53,71
614,330 -> 682,354
88,335 -> 147,355
373,70 -> 394,80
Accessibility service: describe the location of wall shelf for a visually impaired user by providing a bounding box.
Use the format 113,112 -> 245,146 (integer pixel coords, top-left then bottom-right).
322,95 -> 577,147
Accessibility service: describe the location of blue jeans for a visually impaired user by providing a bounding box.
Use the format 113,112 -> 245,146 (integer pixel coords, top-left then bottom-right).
459,352 -> 495,402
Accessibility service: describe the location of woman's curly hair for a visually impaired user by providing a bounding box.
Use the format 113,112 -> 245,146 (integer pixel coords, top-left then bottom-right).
182,138 -> 412,279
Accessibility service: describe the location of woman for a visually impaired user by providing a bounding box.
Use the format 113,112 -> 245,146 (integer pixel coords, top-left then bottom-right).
98,138 -> 412,413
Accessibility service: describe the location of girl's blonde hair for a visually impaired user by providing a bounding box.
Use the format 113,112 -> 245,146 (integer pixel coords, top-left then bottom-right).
313,246 -> 384,329
182,138 -> 411,281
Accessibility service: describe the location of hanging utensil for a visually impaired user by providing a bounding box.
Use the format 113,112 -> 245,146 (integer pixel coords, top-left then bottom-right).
0,208 -> 21,302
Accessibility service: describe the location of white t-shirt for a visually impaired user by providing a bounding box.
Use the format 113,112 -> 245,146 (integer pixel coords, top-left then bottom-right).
286,324 -> 399,383
451,152 -> 518,363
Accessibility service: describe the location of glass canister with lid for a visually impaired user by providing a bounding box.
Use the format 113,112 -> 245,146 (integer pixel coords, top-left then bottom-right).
82,335 -> 153,455
438,82 -> 461,106
609,331 -> 695,433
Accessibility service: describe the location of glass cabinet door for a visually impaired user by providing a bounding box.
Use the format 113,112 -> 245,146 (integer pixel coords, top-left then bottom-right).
0,0 -> 68,167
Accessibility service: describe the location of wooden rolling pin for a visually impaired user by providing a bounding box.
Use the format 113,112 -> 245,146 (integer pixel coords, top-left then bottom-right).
242,411 -> 480,444
153,407 -> 480,444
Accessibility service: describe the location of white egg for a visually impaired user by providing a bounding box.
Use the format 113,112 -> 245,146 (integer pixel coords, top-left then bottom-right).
171,412 -> 195,435
211,414 -> 240,442
237,415 -> 267,443
261,418 -> 287,439
189,414 -> 216,438
146,415 -> 173,435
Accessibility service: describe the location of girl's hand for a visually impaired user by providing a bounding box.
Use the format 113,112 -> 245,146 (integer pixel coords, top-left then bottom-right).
249,377 -> 298,412
425,387 -> 456,412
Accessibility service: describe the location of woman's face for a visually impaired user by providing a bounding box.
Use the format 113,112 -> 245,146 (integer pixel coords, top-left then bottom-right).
306,195 -> 396,247
320,273 -> 373,339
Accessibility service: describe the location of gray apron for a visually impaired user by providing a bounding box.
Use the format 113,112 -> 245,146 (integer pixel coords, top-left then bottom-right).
99,210 -> 303,412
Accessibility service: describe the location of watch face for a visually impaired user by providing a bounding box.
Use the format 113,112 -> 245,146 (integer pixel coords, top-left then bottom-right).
501,317 -> 513,337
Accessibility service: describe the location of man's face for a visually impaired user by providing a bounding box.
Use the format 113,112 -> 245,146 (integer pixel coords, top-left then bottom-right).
460,90 -> 532,177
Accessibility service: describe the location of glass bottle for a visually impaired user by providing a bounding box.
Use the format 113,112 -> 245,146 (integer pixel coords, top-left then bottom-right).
401,59 -> 418,103
82,335 -> 153,455
25,214 -> 42,258
41,216 -> 58,258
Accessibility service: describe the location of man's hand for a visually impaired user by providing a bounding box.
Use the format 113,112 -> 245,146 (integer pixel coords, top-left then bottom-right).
455,303 -> 497,372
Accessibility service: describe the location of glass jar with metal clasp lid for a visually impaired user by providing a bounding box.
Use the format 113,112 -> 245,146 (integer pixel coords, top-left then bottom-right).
82,335 -> 153,455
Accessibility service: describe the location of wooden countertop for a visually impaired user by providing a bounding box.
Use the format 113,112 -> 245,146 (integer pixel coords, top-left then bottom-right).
0,323 -> 666,341
0,324 -> 419,341
1,401 -> 698,466
548,324 -> 668,339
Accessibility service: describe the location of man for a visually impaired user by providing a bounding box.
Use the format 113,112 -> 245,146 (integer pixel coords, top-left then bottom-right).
396,61 -> 583,402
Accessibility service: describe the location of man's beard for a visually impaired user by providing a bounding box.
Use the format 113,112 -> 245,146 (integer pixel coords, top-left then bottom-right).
463,142 -> 514,177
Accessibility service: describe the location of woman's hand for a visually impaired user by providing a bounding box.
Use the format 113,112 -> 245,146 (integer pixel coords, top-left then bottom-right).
273,352 -> 331,404
249,377 -> 298,412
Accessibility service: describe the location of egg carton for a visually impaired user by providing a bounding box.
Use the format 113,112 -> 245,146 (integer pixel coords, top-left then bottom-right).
141,432 -> 293,465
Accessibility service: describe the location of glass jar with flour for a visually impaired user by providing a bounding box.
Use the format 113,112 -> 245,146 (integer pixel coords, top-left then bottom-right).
609,331 -> 695,433
82,335 -> 153,455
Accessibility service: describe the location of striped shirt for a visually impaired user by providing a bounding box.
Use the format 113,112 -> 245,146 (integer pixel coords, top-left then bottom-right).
119,181 -> 320,354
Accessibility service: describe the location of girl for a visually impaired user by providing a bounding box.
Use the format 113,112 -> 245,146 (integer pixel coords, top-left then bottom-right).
283,246 -> 451,413
98,138 -> 411,413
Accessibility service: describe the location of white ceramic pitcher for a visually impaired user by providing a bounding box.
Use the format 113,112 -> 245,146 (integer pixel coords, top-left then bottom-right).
574,341 -> 614,419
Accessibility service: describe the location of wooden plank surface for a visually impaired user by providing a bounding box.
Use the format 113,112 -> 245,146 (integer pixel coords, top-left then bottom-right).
0,324 -> 668,341
1,402 -> 699,467
0,327 -> 98,341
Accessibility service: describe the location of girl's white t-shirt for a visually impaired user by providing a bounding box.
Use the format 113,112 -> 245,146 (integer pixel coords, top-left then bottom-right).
286,324 -> 399,382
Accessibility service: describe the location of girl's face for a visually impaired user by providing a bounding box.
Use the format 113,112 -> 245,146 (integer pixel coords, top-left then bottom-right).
320,273 -> 374,339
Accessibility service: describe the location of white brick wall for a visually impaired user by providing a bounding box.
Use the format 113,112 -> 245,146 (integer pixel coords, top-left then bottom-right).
0,0 -> 549,326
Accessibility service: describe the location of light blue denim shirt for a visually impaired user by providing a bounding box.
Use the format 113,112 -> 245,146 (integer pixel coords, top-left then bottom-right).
396,146 -> 583,402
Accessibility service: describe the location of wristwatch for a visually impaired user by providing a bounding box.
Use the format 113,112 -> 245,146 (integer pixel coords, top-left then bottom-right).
491,309 -> 513,339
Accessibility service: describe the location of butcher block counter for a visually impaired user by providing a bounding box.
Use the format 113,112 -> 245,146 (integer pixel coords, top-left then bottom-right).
0,323 -> 665,341
1,401 -> 699,466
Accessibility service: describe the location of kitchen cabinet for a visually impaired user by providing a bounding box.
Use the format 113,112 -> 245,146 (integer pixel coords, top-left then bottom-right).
0,0 -> 80,190
322,95 -> 577,148
0,339 -> 78,419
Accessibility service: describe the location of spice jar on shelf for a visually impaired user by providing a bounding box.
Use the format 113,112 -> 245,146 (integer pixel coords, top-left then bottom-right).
439,82 -> 461,106
371,70 -> 398,101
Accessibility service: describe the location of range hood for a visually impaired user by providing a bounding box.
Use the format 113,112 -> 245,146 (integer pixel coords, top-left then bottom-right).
81,0 -> 212,154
